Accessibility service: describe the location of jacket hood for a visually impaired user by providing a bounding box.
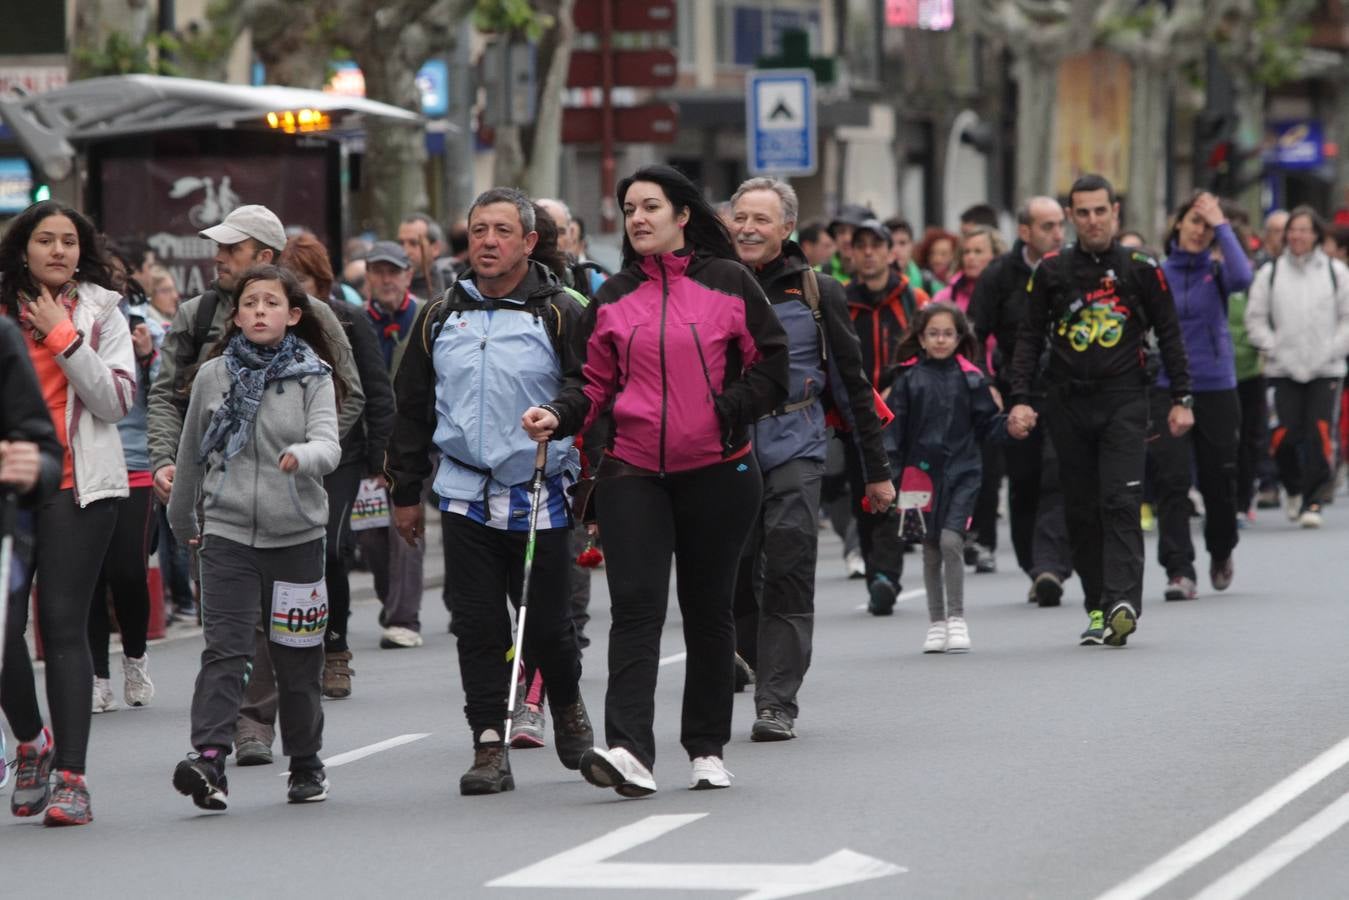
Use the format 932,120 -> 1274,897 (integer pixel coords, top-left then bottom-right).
753,241 -> 812,288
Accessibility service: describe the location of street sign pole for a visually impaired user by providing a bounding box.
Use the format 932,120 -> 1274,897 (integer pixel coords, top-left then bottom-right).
746,69 -> 817,178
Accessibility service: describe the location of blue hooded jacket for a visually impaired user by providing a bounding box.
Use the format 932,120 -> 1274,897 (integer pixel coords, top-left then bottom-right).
1158,222 -> 1252,392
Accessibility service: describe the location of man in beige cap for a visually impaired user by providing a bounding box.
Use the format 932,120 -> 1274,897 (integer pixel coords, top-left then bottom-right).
146,203 -> 364,766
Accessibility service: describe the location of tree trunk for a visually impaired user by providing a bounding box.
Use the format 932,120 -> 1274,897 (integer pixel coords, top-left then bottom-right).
1013,52 -> 1058,206
1125,61 -> 1168,239
351,50 -> 430,236
492,124 -> 527,187
526,0 -> 576,198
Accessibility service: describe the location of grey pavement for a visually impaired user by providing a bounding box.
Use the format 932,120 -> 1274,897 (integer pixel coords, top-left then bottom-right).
5,504 -> 1349,899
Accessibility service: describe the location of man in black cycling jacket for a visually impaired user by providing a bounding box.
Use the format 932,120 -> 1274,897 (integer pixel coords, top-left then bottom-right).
1007,174 -> 1193,648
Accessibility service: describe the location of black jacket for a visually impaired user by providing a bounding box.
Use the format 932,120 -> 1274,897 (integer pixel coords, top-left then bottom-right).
327,299 -> 395,474
753,243 -> 891,483
970,240 -> 1035,388
844,271 -> 922,392
0,316 -> 62,505
1009,241 -> 1193,405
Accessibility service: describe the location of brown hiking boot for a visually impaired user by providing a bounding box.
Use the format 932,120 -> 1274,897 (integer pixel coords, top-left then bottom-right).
459,744 -> 514,795
322,650 -> 354,699
551,696 -> 594,770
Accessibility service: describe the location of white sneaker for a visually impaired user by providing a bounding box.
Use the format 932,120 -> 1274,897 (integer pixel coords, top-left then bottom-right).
945,617 -> 970,652
92,677 -> 118,713
844,549 -> 866,579
1300,508 -> 1323,529
580,745 -> 657,797
689,755 -> 733,790
923,621 -> 947,654
380,626 -> 424,649
1286,494 -> 1303,522
123,654 -> 155,707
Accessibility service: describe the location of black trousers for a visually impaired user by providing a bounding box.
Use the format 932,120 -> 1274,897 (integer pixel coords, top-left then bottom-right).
2,490 -> 117,774
1001,397 -> 1073,580
732,457 -> 823,720
322,461 -> 362,653
442,513 -> 579,744
1149,388 -> 1241,579
89,484 -> 156,677
596,454 -> 761,770
1270,377 -> 1341,512
971,440 -> 1003,550
1235,376 -> 1268,515
1043,387 -> 1148,615
843,439 -> 903,589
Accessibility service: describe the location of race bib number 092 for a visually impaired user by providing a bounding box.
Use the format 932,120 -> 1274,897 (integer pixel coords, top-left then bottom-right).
270,578 -> 328,648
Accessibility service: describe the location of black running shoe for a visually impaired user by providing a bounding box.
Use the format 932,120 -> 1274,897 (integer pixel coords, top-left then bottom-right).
750,708 -> 796,742
287,768 -> 330,803
867,575 -> 897,616
1033,572 -> 1063,608
1104,602 -> 1137,647
173,753 -> 229,811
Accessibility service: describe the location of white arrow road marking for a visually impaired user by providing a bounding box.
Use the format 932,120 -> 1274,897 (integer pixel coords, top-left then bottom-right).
487,813 -> 906,898
659,651 -> 688,666
279,733 -> 430,774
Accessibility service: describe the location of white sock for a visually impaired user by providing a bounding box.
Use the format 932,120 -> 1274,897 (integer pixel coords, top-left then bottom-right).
479,729 -> 501,744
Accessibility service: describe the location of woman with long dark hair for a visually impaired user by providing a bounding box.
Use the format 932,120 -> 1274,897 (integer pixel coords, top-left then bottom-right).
523,165 -> 789,796
1150,191 -> 1252,598
0,200 -> 136,826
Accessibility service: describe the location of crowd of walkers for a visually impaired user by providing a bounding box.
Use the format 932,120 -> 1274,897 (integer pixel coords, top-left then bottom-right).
1,165 -> 1345,825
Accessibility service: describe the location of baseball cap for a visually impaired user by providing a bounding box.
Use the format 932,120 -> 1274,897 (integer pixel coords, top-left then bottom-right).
365,240 -> 411,270
829,203 -> 874,230
851,219 -> 892,246
199,204 -> 287,252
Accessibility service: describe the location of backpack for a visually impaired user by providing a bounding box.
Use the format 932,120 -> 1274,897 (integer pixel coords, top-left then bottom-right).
169,288 -> 225,406
568,259 -> 609,302
805,268 -> 896,431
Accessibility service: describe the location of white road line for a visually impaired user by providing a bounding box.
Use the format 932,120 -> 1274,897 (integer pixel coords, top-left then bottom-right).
854,588 -> 925,612
1189,788 -> 1349,900
280,733 -> 430,774
659,652 -> 687,666
1094,733 -> 1349,900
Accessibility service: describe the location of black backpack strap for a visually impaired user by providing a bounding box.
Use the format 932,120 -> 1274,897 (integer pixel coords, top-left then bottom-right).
194,289 -> 220,353
800,267 -> 827,366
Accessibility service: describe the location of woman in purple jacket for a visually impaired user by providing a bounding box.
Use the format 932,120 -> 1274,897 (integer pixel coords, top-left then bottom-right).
1153,191 -> 1252,600
523,165 -> 789,797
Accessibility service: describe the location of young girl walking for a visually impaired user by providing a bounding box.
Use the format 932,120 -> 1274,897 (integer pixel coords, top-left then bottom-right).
885,302 -> 1012,654
167,265 -> 341,810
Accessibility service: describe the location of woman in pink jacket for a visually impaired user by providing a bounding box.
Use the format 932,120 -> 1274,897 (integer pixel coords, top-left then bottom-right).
524,165 -> 789,797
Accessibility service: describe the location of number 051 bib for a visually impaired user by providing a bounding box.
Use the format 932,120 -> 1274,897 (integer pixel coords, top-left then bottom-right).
270,579 -> 329,648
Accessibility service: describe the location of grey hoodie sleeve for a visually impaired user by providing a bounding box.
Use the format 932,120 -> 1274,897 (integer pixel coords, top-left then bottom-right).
281,374 -> 341,478
167,364 -> 212,544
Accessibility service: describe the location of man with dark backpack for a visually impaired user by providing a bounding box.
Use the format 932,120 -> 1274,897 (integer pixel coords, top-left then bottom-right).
385,187 -> 594,795
145,204 -> 365,767
729,178 -> 894,742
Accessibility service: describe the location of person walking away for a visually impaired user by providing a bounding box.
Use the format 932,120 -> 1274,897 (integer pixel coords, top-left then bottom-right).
386,188 -> 594,796
728,177 -> 893,741
885,303 -> 1013,653
282,234 -> 395,698
934,225 -> 1005,573
0,313 -> 64,791
522,165 -> 789,796
970,197 -> 1073,606
0,201 -> 136,825
845,219 -> 930,615
1244,206 -> 1349,529
1007,174 -> 1194,647
168,265 -> 341,810
1151,192 -> 1251,599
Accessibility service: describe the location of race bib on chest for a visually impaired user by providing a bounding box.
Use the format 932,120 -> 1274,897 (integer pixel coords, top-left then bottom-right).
270,578 -> 328,648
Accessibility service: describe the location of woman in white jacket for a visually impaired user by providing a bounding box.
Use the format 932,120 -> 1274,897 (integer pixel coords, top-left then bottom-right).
0,200 -> 135,826
1245,206 -> 1349,528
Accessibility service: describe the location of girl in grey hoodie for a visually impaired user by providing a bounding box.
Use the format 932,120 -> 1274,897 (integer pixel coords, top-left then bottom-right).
168,265 -> 342,811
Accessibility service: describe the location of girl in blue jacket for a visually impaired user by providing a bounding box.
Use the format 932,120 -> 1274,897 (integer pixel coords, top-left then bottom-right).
885,302 -> 1008,654
1154,192 -> 1252,600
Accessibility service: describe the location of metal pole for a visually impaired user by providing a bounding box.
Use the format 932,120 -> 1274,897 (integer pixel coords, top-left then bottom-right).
600,0 -> 617,233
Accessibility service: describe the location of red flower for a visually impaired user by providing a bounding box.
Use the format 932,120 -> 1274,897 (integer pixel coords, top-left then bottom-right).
576,541 -> 604,568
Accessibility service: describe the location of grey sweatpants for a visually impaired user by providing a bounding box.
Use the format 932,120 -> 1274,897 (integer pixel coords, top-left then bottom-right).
924,529 -> 965,621
193,535 -> 325,759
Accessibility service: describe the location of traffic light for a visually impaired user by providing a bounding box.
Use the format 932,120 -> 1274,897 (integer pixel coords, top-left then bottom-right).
32,182 -> 51,202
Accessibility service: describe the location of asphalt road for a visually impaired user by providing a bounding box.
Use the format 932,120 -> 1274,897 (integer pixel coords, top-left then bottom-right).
4,505 -> 1349,900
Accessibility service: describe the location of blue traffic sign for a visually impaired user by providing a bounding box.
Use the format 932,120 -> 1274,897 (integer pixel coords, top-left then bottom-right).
746,69 -> 817,177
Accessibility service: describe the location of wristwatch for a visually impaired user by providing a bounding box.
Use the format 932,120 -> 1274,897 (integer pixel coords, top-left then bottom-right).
1173,394 -> 1194,410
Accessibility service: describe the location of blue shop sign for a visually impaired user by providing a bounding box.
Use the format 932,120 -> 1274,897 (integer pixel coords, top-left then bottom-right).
1268,120 -> 1323,171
